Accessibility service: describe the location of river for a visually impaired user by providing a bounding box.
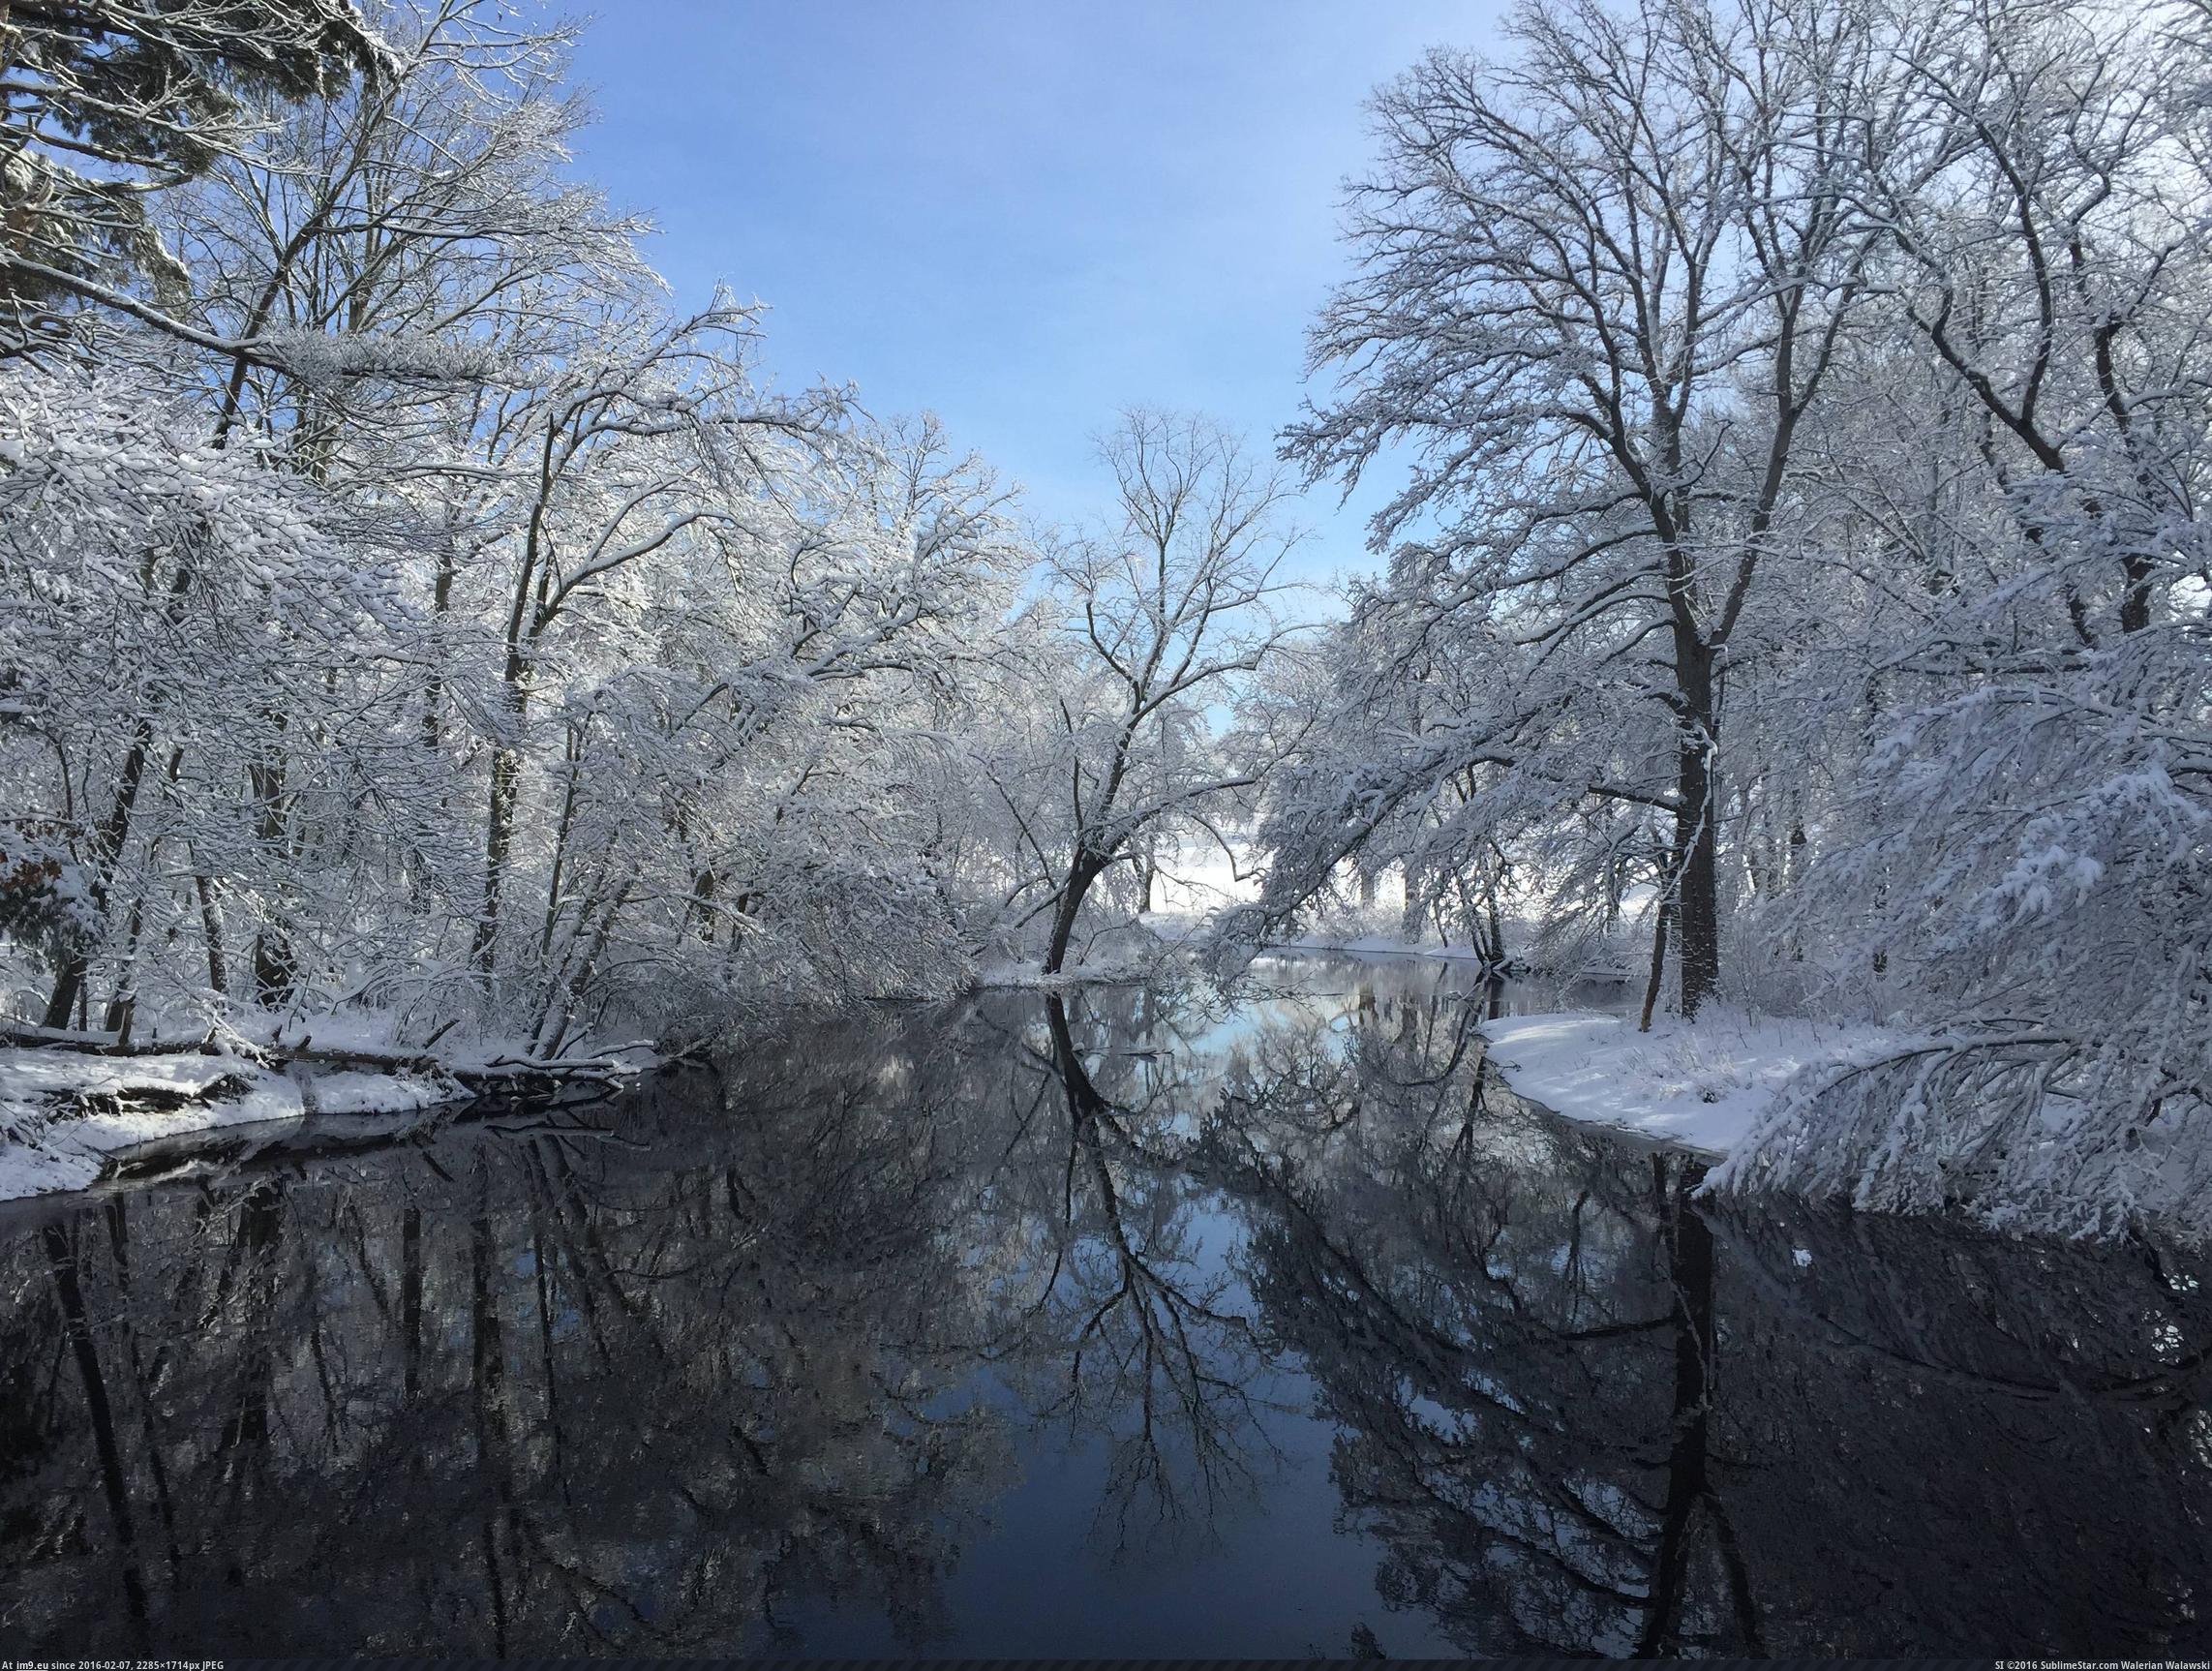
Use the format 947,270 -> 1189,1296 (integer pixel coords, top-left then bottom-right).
0,954 -> 2203,1656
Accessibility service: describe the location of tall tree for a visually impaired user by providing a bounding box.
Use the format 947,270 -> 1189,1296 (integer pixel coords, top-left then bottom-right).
0,0 -> 383,355
988,410 -> 1306,975
1280,0 -> 1887,1015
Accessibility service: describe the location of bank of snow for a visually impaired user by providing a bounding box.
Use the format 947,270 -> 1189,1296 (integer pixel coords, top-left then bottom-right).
0,1044 -> 539,1202
0,1024 -> 676,1201
0,1051 -> 314,1199
1478,1009 -> 1900,1156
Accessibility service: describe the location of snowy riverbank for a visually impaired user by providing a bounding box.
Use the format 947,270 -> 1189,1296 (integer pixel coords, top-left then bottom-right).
1478,1009 -> 1902,1156
1480,1008 -> 2212,1245
0,1035 -> 660,1202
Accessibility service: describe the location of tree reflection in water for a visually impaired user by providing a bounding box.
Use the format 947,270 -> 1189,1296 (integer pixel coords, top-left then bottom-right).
0,959 -> 2205,1656
1201,993 -> 1757,1655
1205,975 -> 2212,1656
1009,991 -> 1287,1553
0,1018 -> 1019,1655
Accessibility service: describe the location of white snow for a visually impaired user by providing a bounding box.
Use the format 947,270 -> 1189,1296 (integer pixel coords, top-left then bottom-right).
68,1073 -> 304,1152
1478,1008 -> 1901,1156
300,1070 -> 459,1116
0,1051 -> 243,1103
0,1047 -> 469,1201
0,1048 -> 301,1200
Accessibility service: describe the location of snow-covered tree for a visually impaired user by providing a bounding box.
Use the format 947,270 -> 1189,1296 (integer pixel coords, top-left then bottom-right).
1266,0 -> 1891,1017
0,0 -> 384,355
0,1 -> 1041,1045
978,410 -> 1308,974
1267,0 -> 2212,1235
1709,0 -> 2212,1235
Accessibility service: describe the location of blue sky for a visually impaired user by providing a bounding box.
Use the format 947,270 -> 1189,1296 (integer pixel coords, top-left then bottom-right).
562,1 -> 1500,582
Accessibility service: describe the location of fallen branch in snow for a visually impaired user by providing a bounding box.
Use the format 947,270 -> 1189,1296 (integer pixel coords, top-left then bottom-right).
263,1038 -> 444,1074
455,1053 -> 644,1094
0,1020 -> 221,1056
261,1034 -> 663,1092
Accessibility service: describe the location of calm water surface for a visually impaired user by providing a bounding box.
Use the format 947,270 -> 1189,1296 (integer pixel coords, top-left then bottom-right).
1,956 -> 2205,1656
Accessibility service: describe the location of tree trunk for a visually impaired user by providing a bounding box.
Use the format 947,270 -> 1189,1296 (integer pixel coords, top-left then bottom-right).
1640,884 -> 1675,1034
41,717 -> 157,1029
2119,552 -> 2154,636
473,739 -> 520,973
248,734 -> 293,1007
1042,851 -> 1105,976
195,872 -> 228,997
252,931 -> 293,1010
1399,856 -> 1426,943
41,954 -> 88,1034
1672,648 -> 1721,1019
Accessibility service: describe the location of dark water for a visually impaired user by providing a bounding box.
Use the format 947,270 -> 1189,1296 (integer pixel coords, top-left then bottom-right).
2,956 -> 2206,1657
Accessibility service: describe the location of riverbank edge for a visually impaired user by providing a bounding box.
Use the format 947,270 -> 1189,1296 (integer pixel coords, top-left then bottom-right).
1476,1008 -> 1905,1157
0,1031 -> 667,1203
1480,1007 -> 2212,1249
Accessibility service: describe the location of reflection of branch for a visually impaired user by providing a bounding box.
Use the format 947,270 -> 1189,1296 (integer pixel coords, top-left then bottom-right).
511,1509 -> 669,1650
1034,993 -> 1280,1551
45,1221 -> 152,1640
1718,1212 -> 2204,1406
1208,1028 -> 1735,1654
2,1046 -> 1023,1655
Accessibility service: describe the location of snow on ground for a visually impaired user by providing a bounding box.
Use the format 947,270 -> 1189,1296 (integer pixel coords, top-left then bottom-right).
0,1048 -> 466,1202
1478,1008 -> 1901,1156
300,1070 -> 460,1116
0,1050 -> 296,1200
0,1051 -> 245,1104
